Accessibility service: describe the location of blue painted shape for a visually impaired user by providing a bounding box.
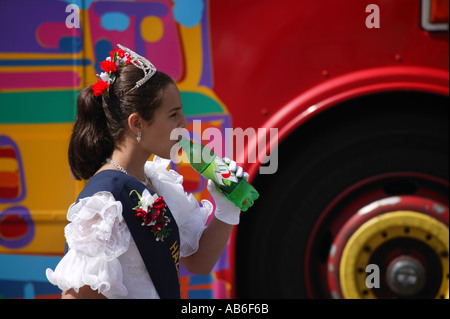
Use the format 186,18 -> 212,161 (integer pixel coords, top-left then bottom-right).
173,0 -> 204,27
189,289 -> 214,299
0,59 -> 91,66
0,254 -> 62,298
0,279 -> 61,299
23,282 -> 35,299
101,12 -> 130,31
59,36 -> 83,53
94,39 -> 113,74
189,274 -> 213,285
0,254 -> 62,282
187,274 -> 214,299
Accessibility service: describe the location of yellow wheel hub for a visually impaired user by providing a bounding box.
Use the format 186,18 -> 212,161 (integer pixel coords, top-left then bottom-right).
339,211 -> 449,299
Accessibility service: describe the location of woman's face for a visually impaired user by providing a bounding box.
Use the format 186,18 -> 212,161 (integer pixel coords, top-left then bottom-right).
142,83 -> 187,159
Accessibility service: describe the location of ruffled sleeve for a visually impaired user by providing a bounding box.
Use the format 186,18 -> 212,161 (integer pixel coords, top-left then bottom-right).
46,191 -> 131,298
144,156 -> 213,257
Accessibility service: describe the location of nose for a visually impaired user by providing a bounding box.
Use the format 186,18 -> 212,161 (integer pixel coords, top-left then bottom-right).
179,113 -> 188,129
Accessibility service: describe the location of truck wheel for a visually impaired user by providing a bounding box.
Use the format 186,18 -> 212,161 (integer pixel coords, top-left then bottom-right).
236,93 -> 449,298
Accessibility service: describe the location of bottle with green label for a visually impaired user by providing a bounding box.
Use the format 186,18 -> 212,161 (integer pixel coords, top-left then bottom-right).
178,137 -> 259,212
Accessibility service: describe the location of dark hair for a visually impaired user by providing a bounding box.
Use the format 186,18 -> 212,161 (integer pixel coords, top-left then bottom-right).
68,65 -> 175,180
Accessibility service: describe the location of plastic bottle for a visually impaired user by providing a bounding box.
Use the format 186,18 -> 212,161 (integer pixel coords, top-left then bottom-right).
178,137 -> 259,211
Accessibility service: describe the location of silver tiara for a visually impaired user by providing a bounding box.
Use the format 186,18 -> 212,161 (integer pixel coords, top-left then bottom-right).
117,44 -> 157,92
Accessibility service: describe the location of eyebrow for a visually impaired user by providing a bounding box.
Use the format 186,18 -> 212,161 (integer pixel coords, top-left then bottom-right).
168,105 -> 183,113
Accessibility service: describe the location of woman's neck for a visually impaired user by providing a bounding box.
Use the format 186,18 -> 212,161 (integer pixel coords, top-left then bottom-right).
104,146 -> 149,184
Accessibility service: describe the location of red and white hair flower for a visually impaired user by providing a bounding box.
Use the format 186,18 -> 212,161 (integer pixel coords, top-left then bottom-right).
92,48 -> 131,97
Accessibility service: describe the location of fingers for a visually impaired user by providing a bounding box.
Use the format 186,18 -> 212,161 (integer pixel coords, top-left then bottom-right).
223,157 -> 248,180
236,166 -> 243,178
223,157 -> 237,173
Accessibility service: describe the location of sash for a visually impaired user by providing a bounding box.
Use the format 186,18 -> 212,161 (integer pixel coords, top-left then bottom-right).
75,170 -> 181,299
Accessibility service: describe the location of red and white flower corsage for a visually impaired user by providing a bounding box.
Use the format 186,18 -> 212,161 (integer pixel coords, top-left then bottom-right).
129,189 -> 171,242
92,48 -> 132,97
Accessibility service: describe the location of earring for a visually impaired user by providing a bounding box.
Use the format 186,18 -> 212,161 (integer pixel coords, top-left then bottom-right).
137,131 -> 141,142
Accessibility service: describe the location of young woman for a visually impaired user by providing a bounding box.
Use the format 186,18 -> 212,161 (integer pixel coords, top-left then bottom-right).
46,45 -> 245,299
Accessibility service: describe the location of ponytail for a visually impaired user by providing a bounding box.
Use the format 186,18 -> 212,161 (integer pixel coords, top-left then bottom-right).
68,86 -> 114,180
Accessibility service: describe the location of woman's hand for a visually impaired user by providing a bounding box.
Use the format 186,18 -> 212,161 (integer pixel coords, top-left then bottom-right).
207,158 -> 248,225
222,157 -> 249,181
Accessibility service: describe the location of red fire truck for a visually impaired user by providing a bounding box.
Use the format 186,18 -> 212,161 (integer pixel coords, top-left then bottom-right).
217,0 -> 449,298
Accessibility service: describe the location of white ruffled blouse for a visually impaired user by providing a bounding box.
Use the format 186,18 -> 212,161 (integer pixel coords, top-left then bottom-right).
46,156 -> 213,299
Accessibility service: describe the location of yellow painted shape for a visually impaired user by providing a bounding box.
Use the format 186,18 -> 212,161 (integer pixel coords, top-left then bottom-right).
177,24 -> 203,89
141,16 -> 164,43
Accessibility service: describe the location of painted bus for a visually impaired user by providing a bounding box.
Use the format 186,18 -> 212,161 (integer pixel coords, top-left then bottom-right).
0,0 -> 448,299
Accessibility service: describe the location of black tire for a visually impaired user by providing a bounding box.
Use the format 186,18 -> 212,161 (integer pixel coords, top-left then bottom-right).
235,92 -> 449,298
